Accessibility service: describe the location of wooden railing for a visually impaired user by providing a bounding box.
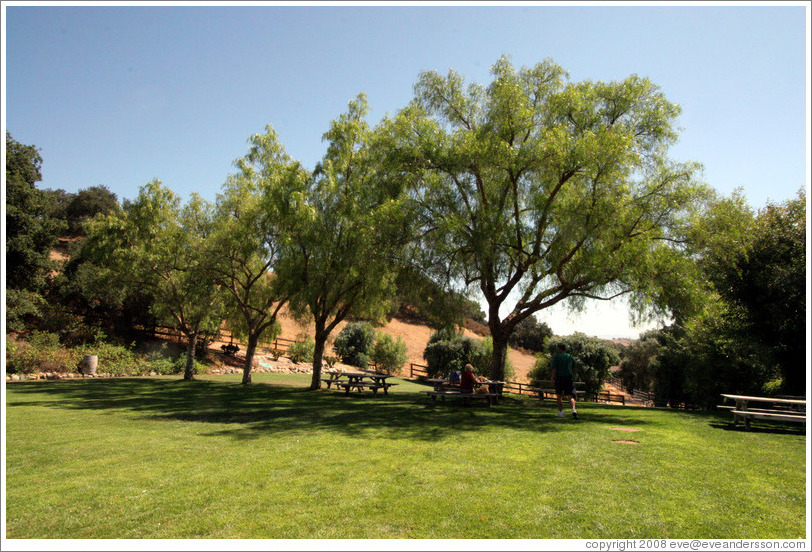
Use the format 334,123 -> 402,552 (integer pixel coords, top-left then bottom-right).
409,363 -> 429,378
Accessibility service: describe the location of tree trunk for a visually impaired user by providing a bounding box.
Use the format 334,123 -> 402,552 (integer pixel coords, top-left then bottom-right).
241,333 -> 260,385
489,330 -> 509,382
309,320 -> 328,390
184,333 -> 197,381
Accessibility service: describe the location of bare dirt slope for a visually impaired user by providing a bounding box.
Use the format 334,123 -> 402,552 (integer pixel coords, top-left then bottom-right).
275,307 -> 538,382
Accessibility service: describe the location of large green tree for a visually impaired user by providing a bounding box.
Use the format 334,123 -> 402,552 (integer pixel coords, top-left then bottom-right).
6,132 -> 63,291
83,180 -> 224,379
274,95 -> 413,390
382,56 -> 709,380
208,129 -> 307,384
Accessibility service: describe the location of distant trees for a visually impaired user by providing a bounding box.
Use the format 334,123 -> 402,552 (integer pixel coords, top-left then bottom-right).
508,316 -> 553,353
619,189 -> 806,407
381,56 -> 710,381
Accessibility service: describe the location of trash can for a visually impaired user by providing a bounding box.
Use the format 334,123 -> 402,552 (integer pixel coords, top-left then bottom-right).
82,354 -> 98,375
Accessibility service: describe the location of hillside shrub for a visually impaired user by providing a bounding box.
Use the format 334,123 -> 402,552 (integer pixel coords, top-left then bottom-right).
333,322 -> 376,368
5,332 -> 83,374
288,337 -> 316,364
423,329 -> 485,378
528,354 -> 551,382
370,334 -> 408,375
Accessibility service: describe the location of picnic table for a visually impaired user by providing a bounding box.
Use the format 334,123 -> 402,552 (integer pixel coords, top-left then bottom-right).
421,389 -> 499,407
719,394 -> 806,430
321,371 -> 399,395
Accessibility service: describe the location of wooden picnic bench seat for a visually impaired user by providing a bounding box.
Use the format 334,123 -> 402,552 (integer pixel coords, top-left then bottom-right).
421,390 -> 499,407
337,381 -> 384,395
730,410 -> 806,429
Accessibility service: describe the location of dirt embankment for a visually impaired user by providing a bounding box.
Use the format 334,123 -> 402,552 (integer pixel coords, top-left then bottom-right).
272,307 -> 538,382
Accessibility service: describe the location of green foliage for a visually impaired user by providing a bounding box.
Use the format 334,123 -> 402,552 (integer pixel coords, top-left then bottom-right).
287,337 -> 316,364
5,332 -> 83,374
333,322 -> 376,368
370,333 -> 408,374
47,185 -> 119,236
381,56 -> 709,381
6,132 -> 64,291
528,354 -> 551,382
82,180 -> 224,380
508,316 -> 553,353
5,289 -> 47,332
648,189 -> 806,407
617,330 -> 663,394
422,329 -> 503,378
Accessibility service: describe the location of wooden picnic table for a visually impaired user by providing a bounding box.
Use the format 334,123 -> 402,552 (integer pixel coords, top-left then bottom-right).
719,394 -> 806,430
323,371 -> 399,395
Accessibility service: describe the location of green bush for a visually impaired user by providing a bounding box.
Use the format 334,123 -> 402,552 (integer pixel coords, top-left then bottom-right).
288,338 -> 315,364
91,341 -> 150,375
528,354 -> 551,382
370,333 -> 408,375
422,329 -> 480,378
5,333 -> 83,374
333,322 -> 376,368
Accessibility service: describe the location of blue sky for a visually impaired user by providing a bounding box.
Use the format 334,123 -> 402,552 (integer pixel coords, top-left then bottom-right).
3,2 -> 809,338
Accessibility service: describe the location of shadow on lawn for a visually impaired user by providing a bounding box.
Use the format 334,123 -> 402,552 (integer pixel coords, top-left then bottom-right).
7,378 -> 656,442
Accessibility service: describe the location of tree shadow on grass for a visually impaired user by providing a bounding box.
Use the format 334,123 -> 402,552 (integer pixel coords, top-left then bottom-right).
7,378 -> 657,442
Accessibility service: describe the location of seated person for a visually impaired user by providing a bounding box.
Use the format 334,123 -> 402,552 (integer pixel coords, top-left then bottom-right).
459,364 -> 479,394
448,370 -> 461,384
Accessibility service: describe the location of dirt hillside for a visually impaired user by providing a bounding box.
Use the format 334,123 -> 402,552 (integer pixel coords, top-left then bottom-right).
274,306 -> 537,382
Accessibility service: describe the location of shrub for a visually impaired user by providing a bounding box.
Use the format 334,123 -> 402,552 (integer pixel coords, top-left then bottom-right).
333,322 -> 376,368
528,354 -> 551,382
268,348 -> 283,361
91,341 -> 150,375
5,333 -> 83,374
370,334 -> 408,375
324,355 -> 340,369
287,338 -> 315,364
422,329 -> 480,378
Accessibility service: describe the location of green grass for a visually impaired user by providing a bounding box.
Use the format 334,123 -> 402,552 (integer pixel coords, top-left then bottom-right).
5,374 -> 807,539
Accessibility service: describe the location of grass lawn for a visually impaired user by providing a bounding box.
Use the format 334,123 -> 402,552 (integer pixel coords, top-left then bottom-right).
4,373 -> 807,540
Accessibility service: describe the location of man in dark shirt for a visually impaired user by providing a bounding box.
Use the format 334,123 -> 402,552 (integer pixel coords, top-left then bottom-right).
551,344 -> 578,419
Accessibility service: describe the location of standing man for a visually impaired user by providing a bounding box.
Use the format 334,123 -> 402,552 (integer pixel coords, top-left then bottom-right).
551,344 -> 578,419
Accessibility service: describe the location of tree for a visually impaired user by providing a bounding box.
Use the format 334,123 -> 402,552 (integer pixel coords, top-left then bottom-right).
508,315 -> 553,353
275,95 -> 413,390
724,190 -> 806,394
6,132 -> 63,291
381,56 -> 709,381
207,130 -> 305,384
82,180 -> 223,380
64,185 -> 119,235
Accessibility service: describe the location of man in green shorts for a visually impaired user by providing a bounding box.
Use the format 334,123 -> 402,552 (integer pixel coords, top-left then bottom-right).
551,344 -> 578,419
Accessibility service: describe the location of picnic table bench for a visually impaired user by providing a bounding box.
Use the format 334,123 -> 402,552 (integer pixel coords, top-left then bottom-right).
719,394 -> 806,430
421,389 -> 499,407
